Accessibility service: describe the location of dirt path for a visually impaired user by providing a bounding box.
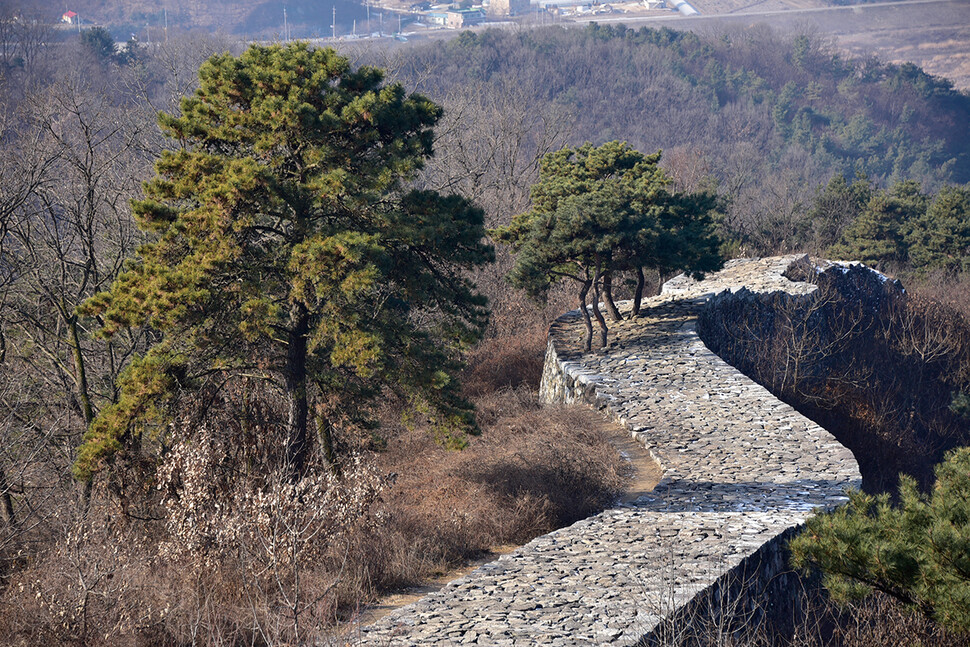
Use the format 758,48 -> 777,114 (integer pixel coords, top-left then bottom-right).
610,423 -> 664,505
341,411 -> 663,633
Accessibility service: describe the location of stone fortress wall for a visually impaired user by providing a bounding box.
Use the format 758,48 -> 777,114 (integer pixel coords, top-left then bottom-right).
358,255 -> 864,646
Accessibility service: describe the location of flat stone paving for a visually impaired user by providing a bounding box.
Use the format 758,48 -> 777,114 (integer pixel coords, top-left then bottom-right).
354,256 -> 861,646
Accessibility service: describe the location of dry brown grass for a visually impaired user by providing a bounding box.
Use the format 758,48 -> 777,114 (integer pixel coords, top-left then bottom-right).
323,317 -> 633,621
0,319 -> 631,646
351,385 -> 629,600
461,324 -> 549,398
763,589 -> 970,647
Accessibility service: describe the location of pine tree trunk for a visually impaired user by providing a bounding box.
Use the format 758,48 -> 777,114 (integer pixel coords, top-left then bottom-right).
603,271 -> 623,322
578,278 -> 594,352
68,313 -> 95,425
285,304 -> 311,479
592,261 -> 608,349
316,409 -> 340,475
632,266 -> 645,316
67,308 -> 96,509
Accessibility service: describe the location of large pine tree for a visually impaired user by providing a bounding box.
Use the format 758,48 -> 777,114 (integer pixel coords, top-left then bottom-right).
74,43 -> 493,480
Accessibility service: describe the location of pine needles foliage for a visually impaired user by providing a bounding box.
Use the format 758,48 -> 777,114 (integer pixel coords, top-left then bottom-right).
74,43 -> 494,481
791,447 -> 970,634
493,141 -> 722,351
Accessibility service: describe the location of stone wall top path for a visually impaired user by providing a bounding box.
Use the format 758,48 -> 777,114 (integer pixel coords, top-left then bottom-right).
354,256 -> 861,647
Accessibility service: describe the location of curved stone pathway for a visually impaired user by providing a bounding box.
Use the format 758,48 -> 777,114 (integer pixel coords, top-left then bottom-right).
354,256 -> 861,646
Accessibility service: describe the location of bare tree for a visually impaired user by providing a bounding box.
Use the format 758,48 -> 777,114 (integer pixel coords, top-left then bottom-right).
420,78 -> 574,227
121,32 -> 238,158
0,64 -> 152,541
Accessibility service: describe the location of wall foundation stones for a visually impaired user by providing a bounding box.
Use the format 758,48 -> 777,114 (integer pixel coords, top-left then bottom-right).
355,256 -> 862,646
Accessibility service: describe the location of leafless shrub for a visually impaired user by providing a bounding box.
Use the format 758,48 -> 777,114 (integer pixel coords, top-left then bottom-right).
817,592 -> 970,647
155,423 -> 385,644
914,271 -> 970,323
0,499 -> 167,647
157,427 -> 384,568
358,387 -> 627,596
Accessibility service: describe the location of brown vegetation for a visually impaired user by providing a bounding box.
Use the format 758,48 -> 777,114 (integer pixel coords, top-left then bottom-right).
363,386 -> 629,595
0,330 -> 630,646
652,579 -> 970,646
811,593 -> 970,647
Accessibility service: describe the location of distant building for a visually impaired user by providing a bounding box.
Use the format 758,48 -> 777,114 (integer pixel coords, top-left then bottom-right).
444,9 -> 485,28
488,0 -> 531,16
426,11 -> 449,25
421,6 -> 485,28
61,10 -> 78,23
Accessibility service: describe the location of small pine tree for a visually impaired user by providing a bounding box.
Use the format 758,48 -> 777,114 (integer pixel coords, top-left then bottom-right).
907,185 -> 970,273
802,173 -> 873,252
828,180 -> 928,268
790,447 -> 970,633
80,27 -> 117,63
493,141 -> 721,351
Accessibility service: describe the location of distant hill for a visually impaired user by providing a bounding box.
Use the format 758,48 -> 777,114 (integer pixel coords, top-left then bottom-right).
352,23 -> 970,255
391,25 -> 970,186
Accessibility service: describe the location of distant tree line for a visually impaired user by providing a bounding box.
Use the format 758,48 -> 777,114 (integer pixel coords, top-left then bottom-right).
369,24 -> 970,258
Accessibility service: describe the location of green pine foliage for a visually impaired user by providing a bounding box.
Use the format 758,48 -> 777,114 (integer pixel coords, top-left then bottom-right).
497,141 -> 656,301
493,141 -> 722,351
908,186 -> 970,273
828,180 -> 928,268
791,447 -> 970,633
74,43 -> 494,480
800,173 -> 873,252
80,27 -> 116,62
827,179 -> 970,272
